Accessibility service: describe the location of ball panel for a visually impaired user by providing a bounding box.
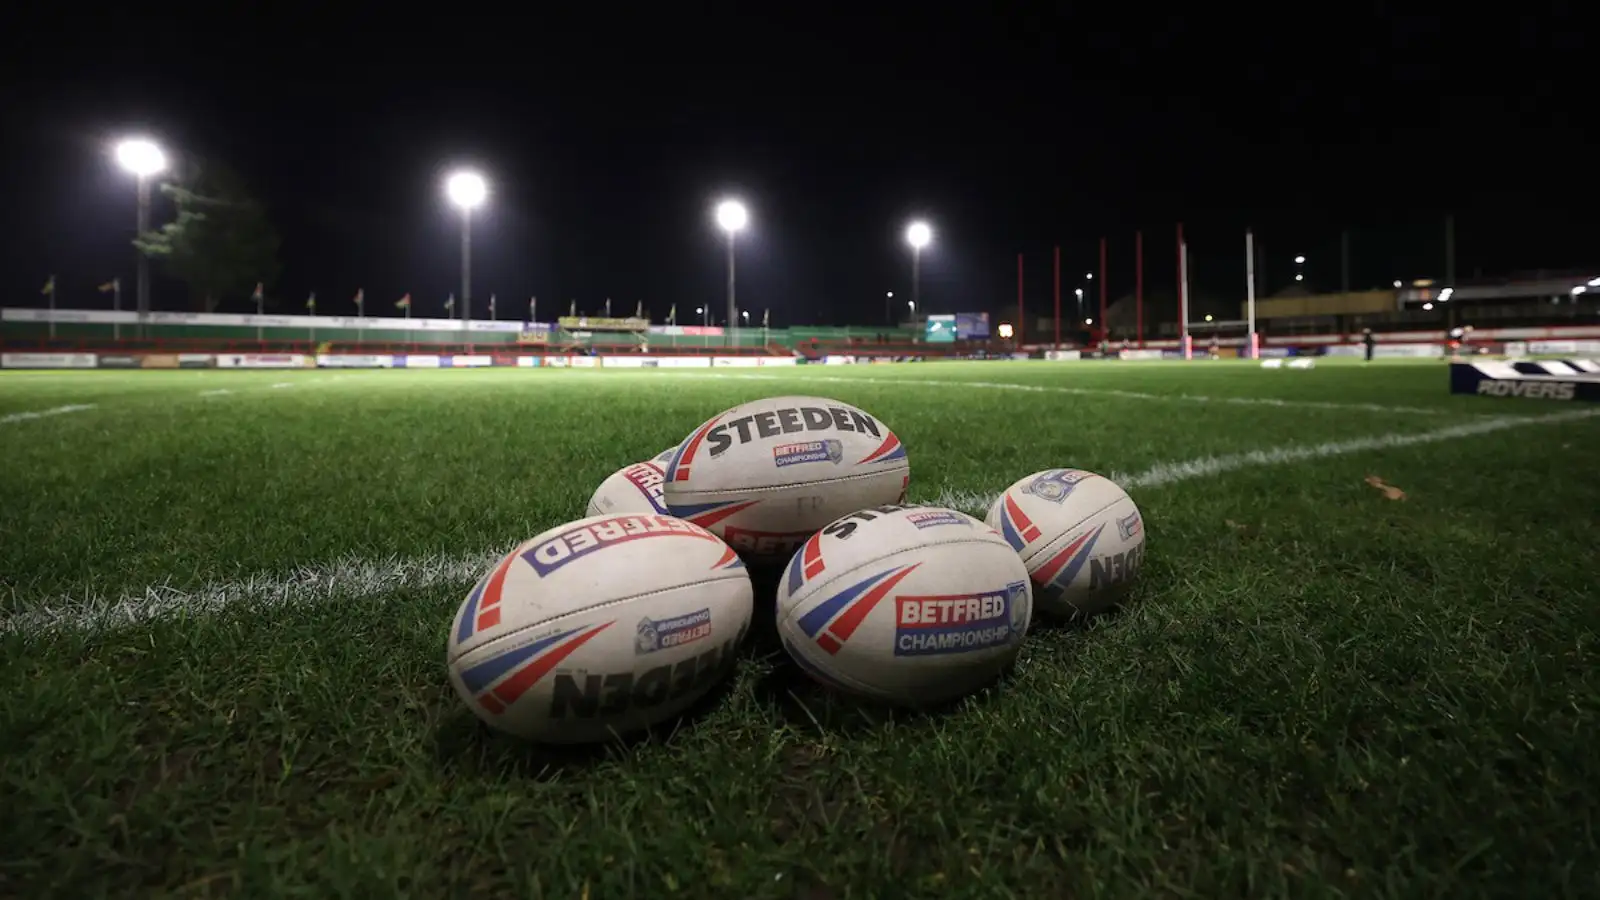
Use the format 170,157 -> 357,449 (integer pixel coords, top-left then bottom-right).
987,470 -> 1146,618
449,513 -> 745,663
587,461 -> 670,518
668,469 -> 911,562
449,576 -> 754,743
776,508 -> 1032,707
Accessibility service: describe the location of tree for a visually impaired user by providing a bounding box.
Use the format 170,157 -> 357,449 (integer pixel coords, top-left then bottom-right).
135,160 -> 282,312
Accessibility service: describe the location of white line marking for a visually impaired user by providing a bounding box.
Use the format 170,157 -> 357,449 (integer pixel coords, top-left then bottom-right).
667,372 -> 1466,416
0,404 -> 96,425
928,407 -> 1600,515
270,383 -> 294,389
1,551 -> 508,636
8,407 -> 1596,636
199,389 -> 232,396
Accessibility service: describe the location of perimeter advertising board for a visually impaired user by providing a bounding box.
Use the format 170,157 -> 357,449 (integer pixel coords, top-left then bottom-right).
955,312 -> 991,339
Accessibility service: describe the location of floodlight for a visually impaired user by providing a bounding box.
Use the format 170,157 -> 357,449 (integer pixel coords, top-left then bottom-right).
446,171 -> 487,210
115,139 -> 166,177
715,199 -> 748,233
906,221 -> 931,249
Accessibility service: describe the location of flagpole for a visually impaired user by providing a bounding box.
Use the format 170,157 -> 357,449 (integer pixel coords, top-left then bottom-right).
255,283 -> 264,344
113,278 -> 122,340
48,276 -> 56,340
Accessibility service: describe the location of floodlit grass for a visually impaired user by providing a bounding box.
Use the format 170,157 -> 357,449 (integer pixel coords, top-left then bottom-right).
2,360 -> 1598,897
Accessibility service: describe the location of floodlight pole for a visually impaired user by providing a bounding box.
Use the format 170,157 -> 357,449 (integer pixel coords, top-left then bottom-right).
725,231 -> 737,349
461,208 -> 472,326
136,174 -> 152,338
912,245 -> 922,322
1245,228 -> 1258,359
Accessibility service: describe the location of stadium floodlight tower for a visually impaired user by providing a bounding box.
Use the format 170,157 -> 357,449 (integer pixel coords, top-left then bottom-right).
715,198 -> 748,344
906,220 -> 932,322
446,170 -> 488,322
115,138 -> 167,328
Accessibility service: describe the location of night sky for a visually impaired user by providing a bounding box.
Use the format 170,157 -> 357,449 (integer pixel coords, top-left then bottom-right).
2,9 -> 1590,328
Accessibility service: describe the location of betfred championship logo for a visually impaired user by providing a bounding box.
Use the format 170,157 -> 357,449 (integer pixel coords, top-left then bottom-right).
635,608 -> 713,655
906,510 -> 968,530
773,439 -> 844,468
1022,469 -> 1094,503
893,582 -> 1026,656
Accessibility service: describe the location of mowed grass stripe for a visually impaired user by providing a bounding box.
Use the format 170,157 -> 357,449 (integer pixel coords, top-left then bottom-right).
9,406 -> 1593,636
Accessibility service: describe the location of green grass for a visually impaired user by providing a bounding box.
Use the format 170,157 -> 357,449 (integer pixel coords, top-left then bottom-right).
2,360 -> 1598,898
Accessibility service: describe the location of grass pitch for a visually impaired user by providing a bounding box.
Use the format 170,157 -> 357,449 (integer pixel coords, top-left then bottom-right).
2,360 -> 1598,898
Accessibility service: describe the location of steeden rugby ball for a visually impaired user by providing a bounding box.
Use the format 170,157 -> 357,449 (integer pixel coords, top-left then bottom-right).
986,469 -> 1145,619
586,460 -> 669,517
663,396 -> 911,563
776,504 -> 1032,706
447,513 -> 754,743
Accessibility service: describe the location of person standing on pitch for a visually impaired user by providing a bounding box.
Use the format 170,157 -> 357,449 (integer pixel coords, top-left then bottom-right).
1362,328 -> 1376,364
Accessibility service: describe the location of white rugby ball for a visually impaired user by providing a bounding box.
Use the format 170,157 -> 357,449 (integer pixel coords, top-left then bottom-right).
651,446 -> 677,465
986,469 -> 1145,619
663,396 -> 910,563
447,513 -> 754,743
776,504 -> 1032,706
586,460 -> 668,517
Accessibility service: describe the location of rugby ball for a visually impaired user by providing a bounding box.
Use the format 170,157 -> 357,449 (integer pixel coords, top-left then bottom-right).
663,396 -> 911,563
586,460 -> 668,517
651,446 -> 678,465
447,513 -> 753,743
986,469 -> 1145,619
776,504 -> 1032,706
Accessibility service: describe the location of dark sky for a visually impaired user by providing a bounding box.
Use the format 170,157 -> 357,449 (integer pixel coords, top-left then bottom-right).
1,8 -> 1591,327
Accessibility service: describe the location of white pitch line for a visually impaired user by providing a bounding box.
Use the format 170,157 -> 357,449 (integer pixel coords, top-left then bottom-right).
270,382 -> 294,389
6,406 -> 1597,637
0,404 -> 96,426
927,406 -> 1600,514
199,389 -> 233,396
673,372 -> 1467,417
0,550 -> 509,636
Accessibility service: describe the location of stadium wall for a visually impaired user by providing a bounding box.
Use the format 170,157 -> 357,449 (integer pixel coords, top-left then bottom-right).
0,309 -> 920,350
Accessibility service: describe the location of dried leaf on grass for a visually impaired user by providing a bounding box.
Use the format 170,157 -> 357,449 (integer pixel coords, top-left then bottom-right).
1364,475 -> 1407,501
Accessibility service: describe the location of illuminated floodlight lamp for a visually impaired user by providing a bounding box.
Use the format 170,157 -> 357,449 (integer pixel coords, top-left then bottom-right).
906,220 -> 931,249
715,199 -> 748,234
116,138 -> 167,177
1294,255 -> 1306,264
997,322 -> 1014,339
1084,317 -> 1093,325
446,171 -> 487,210
1422,302 -> 1434,310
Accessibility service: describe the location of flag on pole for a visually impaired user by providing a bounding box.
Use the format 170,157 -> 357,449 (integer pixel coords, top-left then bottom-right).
395,293 -> 411,309
569,299 -> 576,317
353,288 -> 365,311
252,282 -> 264,301
98,278 -> 120,293
306,292 -> 317,311
604,297 -> 612,317
635,300 -> 643,319
763,308 -> 770,328
40,276 -> 55,296
489,293 -> 497,318
444,293 -> 456,312
669,303 -> 677,325
529,296 -> 537,322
